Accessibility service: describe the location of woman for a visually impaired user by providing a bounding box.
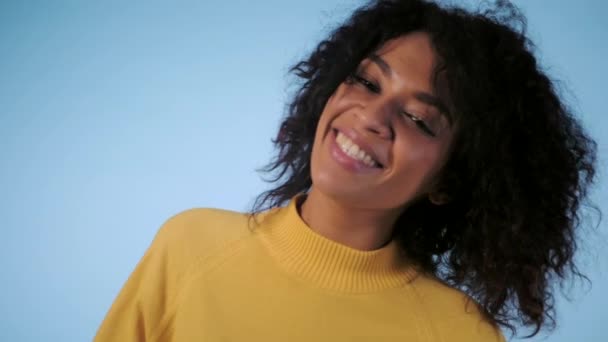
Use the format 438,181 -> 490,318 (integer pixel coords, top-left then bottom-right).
95,0 -> 597,341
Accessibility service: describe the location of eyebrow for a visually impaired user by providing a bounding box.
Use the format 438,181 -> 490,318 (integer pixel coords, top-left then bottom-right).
369,53 -> 453,124
369,54 -> 392,76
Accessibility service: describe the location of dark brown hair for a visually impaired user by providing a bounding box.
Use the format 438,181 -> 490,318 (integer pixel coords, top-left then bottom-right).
253,0 -> 598,337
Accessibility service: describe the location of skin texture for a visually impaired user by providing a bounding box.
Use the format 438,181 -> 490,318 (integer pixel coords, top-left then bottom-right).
301,32 -> 454,251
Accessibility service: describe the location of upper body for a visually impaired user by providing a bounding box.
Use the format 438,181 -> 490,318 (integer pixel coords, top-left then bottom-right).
95,197 -> 504,342
96,0 -> 597,339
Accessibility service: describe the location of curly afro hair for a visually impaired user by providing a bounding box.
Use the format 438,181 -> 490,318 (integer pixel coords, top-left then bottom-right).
253,0 -> 597,337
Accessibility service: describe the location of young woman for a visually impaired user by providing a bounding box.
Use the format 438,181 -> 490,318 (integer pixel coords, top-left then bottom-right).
95,0 -> 597,341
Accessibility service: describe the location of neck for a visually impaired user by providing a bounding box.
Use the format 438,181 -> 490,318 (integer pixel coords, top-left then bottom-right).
299,187 -> 401,251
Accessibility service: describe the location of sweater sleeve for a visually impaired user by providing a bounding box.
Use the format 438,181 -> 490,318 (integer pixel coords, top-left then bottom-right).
94,211 -> 198,342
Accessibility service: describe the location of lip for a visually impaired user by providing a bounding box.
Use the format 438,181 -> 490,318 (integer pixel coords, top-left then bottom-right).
336,128 -> 384,166
329,129 -> 383,173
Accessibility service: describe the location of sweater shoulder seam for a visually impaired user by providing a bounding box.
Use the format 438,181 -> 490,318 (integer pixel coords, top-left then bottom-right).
148,233 -> 255,340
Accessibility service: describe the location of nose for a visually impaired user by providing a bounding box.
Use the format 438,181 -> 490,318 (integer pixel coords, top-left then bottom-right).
354,100 -> 394,140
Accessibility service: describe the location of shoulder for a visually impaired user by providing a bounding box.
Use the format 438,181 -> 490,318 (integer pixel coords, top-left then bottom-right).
95,208 -> 253,340
149,207 -> 253,273
409,274 -> 506,342
159,207 -> 251,242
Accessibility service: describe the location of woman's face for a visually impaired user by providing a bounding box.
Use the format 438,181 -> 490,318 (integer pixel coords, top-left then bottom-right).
309,31 -> 455,211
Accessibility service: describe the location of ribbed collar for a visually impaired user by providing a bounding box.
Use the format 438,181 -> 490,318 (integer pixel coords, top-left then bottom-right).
257,196 -> 417,293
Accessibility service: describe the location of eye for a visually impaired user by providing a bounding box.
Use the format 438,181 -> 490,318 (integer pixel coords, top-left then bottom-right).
351,73 -> 380,93
401,111 -> 437,137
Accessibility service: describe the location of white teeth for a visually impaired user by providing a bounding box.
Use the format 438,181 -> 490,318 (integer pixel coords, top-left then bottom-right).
344,139 -> 352,149
335,132 -> 377,167
347,144 -> 359,155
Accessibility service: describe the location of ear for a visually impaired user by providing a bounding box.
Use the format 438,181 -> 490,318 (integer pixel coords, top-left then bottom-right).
428,192 -> 450,206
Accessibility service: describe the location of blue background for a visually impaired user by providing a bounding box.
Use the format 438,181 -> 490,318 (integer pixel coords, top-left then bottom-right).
1,0 -> 606,341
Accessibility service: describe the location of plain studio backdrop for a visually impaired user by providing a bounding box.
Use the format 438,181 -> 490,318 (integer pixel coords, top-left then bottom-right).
1,0 -> 606,341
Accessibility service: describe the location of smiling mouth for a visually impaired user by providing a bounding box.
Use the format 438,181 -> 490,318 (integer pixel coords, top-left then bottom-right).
334,130 -> 383,168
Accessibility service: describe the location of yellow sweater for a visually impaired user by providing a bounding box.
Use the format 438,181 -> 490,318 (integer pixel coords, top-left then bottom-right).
95,198 -> 505,341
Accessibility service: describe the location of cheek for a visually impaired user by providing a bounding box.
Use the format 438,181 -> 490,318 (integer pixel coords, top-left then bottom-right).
311,99 -> 337,171
321,83 -> 360,115
316,88 -> 342,128
390,136 -> 447,190
312,87 -> 350,143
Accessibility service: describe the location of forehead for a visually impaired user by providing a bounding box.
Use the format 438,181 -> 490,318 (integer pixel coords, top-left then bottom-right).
370,32 -> 438,88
